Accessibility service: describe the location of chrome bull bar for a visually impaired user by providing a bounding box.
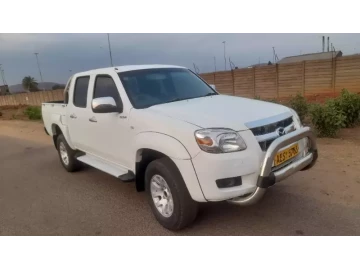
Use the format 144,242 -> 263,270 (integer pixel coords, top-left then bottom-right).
228,126 -> 318,206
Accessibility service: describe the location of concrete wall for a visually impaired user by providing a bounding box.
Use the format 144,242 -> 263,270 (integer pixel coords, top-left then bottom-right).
200,54 -> 360,100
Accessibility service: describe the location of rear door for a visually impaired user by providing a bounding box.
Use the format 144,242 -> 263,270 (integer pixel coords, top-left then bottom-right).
66,75 -> 92,151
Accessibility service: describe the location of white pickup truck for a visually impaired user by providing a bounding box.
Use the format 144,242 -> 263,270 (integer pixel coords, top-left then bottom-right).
42,65 -> 318,230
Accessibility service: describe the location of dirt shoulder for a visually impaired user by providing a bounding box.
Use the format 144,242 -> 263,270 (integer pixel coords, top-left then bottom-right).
0,120 -> 52,145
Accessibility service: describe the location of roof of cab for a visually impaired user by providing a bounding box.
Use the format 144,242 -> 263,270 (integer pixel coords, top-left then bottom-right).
74,64 -> 187,76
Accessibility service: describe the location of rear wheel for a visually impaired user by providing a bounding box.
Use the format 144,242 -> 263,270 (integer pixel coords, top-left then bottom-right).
145,157 -> 198,230
56,134 -> 81,172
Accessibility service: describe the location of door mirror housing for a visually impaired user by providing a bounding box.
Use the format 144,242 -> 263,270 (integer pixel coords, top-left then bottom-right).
92,97 -> 122,113
210,84 -> 216,90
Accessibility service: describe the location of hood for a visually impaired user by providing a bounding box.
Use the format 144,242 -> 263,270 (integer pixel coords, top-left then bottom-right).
148,95 -> 291,131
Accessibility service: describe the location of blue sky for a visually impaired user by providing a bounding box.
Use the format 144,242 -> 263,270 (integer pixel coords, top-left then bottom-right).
0,33 -> 359,85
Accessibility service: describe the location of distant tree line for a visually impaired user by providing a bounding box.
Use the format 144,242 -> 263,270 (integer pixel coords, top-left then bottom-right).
21,76 -> 65,92
52,84 -> 65,90
22,76 -> 39,92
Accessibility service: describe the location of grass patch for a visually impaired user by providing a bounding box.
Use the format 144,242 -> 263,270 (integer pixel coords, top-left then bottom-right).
23,106 -> 42,120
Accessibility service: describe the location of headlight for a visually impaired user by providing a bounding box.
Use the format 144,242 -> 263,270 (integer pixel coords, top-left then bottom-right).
194,128 -> 247,153
290,108 -> 302,127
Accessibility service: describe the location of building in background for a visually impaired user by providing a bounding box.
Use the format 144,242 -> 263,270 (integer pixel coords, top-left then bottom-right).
0,84 -> 10,96
278,51 -> 343,64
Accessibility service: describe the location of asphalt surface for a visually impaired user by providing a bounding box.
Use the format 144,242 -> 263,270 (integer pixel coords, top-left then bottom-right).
1,133 -> 359,235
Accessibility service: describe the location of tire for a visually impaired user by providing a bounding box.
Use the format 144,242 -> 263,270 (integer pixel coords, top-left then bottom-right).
145,157 -> 198,230
56,134 -> 81,172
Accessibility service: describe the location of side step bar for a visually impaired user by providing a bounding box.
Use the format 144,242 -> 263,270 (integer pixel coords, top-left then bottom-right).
77,154 -> 135,182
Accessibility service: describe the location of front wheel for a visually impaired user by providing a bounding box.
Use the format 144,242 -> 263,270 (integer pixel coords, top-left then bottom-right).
145,157 -> 198,230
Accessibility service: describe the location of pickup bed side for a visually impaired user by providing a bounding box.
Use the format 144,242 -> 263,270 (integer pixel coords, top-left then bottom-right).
42,103 -> 75,149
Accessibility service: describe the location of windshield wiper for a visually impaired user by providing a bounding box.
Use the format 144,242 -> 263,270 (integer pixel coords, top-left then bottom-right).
164,93 -> 218,105
165,97 -> 190,104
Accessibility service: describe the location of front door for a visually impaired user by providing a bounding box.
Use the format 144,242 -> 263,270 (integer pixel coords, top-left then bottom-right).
85,74 -> 132,169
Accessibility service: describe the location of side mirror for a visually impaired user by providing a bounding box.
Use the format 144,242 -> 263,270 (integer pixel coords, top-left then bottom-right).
210,84 -> 216,90
92,97 -> 121,113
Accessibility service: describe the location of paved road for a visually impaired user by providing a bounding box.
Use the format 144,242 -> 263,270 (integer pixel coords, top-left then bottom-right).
0,134 -> 359,235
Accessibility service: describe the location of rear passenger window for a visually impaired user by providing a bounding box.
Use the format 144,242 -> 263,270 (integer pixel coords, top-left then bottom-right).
93,75 -> 122,106
73,76 -> 90,108
64,76 -> 73,104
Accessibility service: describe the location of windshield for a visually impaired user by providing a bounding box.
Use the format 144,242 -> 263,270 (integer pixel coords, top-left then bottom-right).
118,68 -> 217,109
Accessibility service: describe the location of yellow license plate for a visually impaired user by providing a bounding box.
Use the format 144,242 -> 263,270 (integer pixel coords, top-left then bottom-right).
274,143 -> 299,167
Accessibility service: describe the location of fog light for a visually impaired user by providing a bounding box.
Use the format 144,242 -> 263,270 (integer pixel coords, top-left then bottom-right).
216,176 -> 242,188
304,137 -> 311,155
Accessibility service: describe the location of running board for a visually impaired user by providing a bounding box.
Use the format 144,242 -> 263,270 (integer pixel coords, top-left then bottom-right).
77,154 -> 134,182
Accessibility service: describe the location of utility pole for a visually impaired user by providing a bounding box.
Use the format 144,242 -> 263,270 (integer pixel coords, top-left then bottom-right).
272,47 -> 276,63
0,64 -> 6,85
1,69 -> 6,85
213,57 -> 217,72
34,53 -> 44,90
222,41 -> 226,71
107,33 -> 114,67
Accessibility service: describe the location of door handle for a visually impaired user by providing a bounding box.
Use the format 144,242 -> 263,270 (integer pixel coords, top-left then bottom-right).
89,117 -> 97,123
70,114 -> 77,119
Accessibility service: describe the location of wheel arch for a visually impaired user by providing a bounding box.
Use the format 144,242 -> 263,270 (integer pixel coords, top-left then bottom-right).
133,132 -> 205,202
51,124 -> 63,149
51,123 -> 75,150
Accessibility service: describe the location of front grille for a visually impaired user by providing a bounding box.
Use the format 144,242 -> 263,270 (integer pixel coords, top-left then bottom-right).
250,116 -> 294,151
250,117 -> 293,136
258,138 -> 276,151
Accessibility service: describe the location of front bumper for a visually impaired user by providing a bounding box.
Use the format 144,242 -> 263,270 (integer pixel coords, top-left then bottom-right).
228,126 -> 317,206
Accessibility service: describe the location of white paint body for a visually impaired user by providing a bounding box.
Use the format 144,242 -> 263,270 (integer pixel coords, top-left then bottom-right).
42,65 -> 307,203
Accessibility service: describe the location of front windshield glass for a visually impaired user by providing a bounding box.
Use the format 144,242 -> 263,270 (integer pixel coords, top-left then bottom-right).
118,68 -> 217,109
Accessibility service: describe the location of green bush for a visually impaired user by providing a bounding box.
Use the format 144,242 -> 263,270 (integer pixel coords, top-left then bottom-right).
267,98 -> 280,104
253,95 -> 280,104
309,100 -> 345,137
332,89 -> 360,128
288,93 -> 308,123
24,106 -> 42,120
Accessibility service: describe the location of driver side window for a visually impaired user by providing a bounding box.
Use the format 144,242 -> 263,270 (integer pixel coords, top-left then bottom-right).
93,75 -> 122,107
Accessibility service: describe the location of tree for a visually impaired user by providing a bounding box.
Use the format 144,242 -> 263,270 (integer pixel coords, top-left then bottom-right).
22,76 -> 39,92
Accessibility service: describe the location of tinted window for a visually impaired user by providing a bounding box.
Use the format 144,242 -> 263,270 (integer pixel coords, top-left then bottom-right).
93,76 -> 121,106
73,76 -> 89,108
118,68 -> 217,109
